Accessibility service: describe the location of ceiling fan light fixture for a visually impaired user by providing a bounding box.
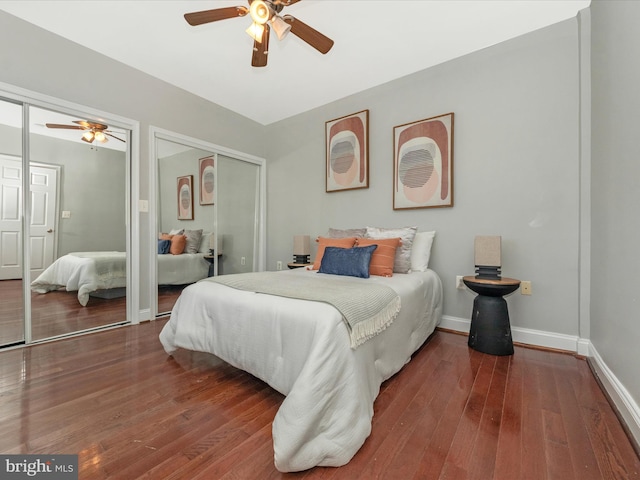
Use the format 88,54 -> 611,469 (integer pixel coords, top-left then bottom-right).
249,0 -> 271,24
82,131 -> 95,143
246,22 -> 265,42
94,131 -> 107,143
270,15 -> 291,40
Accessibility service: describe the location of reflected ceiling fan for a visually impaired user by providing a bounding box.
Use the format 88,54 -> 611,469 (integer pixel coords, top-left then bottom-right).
184,0 -> 334,67
45,120 -> 125,144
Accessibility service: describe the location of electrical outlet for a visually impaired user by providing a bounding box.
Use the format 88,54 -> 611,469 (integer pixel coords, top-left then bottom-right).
521,281 -> 532,295
241,256 -> 246,266
456,275 -> 465,289
276,261 -> 283,271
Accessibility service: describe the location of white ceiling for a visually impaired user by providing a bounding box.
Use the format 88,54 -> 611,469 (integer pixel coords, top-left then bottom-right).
0,0 -> 590,126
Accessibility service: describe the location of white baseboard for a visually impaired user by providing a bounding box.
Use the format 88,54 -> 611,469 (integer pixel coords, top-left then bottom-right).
588,344 -> 640,449
439,314 -> 640,450
440,315 -> 586,352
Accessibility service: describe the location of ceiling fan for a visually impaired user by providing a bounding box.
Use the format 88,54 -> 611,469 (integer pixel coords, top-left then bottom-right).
184,0 -> 334,67
45,120 -> 125,144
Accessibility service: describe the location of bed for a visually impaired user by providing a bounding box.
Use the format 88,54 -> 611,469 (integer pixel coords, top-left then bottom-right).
159,265 -> 443,472
31,251 -> 209,306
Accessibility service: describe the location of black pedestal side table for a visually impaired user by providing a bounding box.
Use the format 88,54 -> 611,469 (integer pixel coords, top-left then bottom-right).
463,276 -> 521,356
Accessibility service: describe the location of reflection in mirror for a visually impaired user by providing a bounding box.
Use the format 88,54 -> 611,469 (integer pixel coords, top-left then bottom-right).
156,139 -> 216,315
216,154 -> 260,275
26,106 -> 129,341
0,99 -> 24,347
154,134 -> 264,317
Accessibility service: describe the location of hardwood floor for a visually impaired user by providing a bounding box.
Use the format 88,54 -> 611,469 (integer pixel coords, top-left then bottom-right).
0,279 -> 185,345
0,321 -> 638,479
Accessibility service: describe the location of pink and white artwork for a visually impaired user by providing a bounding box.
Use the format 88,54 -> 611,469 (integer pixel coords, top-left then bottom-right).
325,110 -> 369,192
393,112 -> 454,210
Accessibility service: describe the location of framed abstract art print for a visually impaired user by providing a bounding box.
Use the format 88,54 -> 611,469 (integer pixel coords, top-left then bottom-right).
325,109 -> 369,192
393,112 -> 454,210
199,156 -> 215,205
177,175 -> 194,220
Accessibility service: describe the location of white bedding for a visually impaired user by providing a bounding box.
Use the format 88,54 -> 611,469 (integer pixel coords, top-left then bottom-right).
31,251 -> 209,306
159,267 -> 443,472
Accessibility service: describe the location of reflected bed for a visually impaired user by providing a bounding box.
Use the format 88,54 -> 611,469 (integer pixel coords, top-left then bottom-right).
31,251 -> 209,306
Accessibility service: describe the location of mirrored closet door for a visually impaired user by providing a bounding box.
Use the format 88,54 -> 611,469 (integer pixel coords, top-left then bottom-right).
0,95 -> 132,347
151,129 -> 266,317
0,98 -> 24,347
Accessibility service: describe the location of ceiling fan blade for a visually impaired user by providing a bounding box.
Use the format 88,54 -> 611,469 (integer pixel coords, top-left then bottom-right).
184,6 -> 248,26
282,15 -> 333,54
251,23 -> 270,67
45,123 -> 84,130
272,0 -> 302,5
73,120 -> 109,130
105,132 -> 126,143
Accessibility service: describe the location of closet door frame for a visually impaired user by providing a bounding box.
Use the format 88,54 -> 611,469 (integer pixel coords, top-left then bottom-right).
148,126 -> 266,319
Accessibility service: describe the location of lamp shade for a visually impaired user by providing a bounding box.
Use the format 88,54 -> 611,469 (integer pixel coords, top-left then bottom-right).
249,0 -> 271,24
270,15 -> 291,40
474,235 -> 501,266
293,235 -> 311,256
474,235 -> 502,279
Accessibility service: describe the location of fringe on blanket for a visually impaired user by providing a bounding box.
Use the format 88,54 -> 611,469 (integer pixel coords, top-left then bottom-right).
349,296 -> 402,349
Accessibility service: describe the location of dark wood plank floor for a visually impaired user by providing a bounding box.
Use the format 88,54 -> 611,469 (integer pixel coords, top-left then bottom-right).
0,320 -> 638,479
0,279 -> 185,345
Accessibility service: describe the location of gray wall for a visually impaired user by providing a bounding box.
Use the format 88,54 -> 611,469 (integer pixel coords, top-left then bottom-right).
590,0 -> 640,412
265,18 -> 582,337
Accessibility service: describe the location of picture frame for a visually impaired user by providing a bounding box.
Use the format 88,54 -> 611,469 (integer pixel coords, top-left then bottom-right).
199,156 -> 215,205
177,175 -> 194,220
393,112 -> 454,210
325,109 -> 369,192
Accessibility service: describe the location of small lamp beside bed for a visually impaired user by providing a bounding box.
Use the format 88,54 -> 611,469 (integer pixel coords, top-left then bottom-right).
292,235 -> 311,264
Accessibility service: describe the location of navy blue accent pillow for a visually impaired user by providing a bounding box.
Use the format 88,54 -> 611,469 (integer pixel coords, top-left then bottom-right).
158,239 -> 171,254
318,245 -> 378,278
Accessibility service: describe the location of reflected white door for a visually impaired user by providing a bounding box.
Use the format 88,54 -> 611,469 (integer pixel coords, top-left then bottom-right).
0,156 -> 22,280
29,164 -> 58,280
0,156 -> 58,280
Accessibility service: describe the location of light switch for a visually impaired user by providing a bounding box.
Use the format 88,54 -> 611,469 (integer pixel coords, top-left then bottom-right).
139,200 -> 149,212
61,211 -> 71,219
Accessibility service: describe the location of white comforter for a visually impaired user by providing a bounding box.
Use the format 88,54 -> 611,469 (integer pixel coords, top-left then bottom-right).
159,268 -> 443,472
31,251 -> 209,306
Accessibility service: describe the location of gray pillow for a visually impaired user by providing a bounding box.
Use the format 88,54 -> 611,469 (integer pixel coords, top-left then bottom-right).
327,227 -> 366,238
183,229 -> 203,254
365,226 -> 417,273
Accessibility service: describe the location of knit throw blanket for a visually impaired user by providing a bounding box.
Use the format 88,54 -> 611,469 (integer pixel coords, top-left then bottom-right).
69,252 -> 126,280
206,271 -> 401,349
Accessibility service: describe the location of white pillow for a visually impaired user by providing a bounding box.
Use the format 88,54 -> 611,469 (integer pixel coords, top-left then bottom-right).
169,228 -> 184,235
198,232 -> 212,253
365,226 -> 417,274
410,231 -> 436,272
